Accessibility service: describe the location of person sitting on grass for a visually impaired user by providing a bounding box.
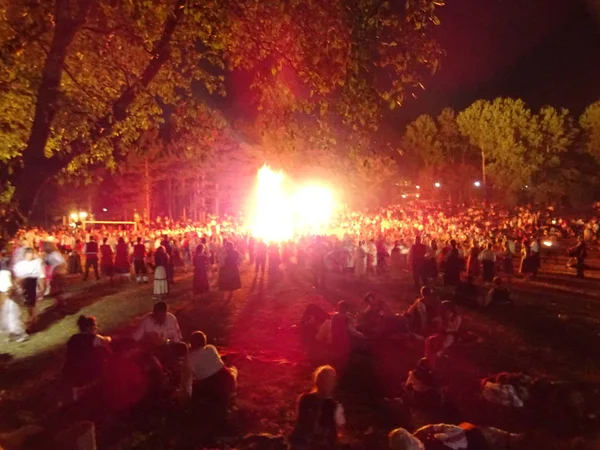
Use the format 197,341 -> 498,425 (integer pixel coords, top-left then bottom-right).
63,315 -> 112,400
403,287 -> 442,338
187,331 -> 237,414
424,301 -> 462,367
481,277 -> 513,308
133,301 -> 182,347
405,357 -> 445,407
102,337 -> 167,414
289,365 -> 345,450
453,276 -> 479,308
329,301 -> 364,370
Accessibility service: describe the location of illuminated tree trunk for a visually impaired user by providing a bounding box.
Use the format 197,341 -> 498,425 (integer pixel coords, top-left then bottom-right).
144,157 -> 151,221
9,0 -> 92,229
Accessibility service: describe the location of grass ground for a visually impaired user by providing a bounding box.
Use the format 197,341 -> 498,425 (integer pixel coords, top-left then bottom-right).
0,249 -> 599,449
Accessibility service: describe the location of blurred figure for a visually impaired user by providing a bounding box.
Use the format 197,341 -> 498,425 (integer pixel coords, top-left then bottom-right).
192,244 -> 210,299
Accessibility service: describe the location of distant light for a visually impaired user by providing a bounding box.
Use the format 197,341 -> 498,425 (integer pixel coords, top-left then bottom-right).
70,212 -> 78,221
395,183 -> 399,186
401,194 -> 407,199
415,185 -> 420,190
79,211 -> 88,219
525,185 -> 529,189
542,240 -> 553,247
474,181 -> 481,187
434,182 -> 441,188
551,219 -> 557,225
415,193 -> 420,198
102,208 -> 108,212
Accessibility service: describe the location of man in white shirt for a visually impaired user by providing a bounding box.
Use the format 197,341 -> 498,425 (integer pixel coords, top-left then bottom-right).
12,248 -> 45,325
133,301 -> 182,345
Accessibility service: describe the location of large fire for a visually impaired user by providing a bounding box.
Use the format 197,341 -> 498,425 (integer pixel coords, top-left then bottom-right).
250,165 -> 335,242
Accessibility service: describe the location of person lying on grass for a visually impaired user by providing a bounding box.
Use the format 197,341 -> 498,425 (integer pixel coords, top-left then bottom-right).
186,330 -> 237,413
388,422 -> 524,450
289,365 -> 345,450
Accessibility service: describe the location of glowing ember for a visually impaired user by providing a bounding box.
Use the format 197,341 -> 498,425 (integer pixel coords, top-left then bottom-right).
250,165 -> 336,241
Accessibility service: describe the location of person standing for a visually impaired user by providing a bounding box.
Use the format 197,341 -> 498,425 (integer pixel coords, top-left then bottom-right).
443,240 -> 462,287
114,237 -> 131,283
409,236 -> 427,289
83,236 -> 99,281
132,237 -> 148,283
153,246 -> 170,300
572,237 -> 588,279
254,240 -> 268,275
13,248 -> 45,327
478,243 -> 497,283
218,241 -> 241,301
99,237 -> 114,281
192,244 -> 210,299
502,242 -> 514,283
161,235 -> 175,285
44,242 -> 67,308
530,237 -> 540,277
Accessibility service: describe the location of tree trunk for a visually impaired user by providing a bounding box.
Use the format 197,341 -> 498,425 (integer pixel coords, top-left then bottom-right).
9,0 -> 92,225
181,178 -> 187,222
144,157 -> 151,221
8,0 -> 186,228
167,178 -> 173,219
481,150 -> 486,185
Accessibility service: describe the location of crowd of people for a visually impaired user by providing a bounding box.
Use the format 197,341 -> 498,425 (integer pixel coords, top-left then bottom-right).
0,202 -> 598,449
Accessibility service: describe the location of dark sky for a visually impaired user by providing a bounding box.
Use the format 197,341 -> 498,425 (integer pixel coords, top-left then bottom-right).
396,0 -> 600,124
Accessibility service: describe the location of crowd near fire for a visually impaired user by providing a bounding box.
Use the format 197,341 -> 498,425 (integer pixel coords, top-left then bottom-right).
0,161 -> 599,449
2,0 -> 600,448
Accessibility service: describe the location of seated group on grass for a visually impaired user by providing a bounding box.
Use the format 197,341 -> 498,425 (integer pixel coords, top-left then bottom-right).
62,301 -> 237,418
288,364 -> 526,450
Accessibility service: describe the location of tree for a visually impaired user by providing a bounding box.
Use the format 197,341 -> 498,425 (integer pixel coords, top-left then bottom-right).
1,0 -> 444,230
457,98 -> 540,194
457,98 -> 583,205
580,100 -> 600,164
401,108 -> 478,201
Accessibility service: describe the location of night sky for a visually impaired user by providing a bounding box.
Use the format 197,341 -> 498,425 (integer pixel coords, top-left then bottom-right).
398,0 -> 600,123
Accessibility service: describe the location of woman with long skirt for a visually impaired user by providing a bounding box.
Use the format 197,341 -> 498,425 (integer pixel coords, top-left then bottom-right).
218,242 -> 241,301
192,244 -> 210,299
113,237 -> 131,283
154,246 -> 170,300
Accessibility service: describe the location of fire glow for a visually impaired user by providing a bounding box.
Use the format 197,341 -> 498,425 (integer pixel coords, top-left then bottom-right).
250,165 -> 336,242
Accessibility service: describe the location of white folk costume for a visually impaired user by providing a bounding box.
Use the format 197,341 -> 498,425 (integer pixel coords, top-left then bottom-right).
0,270 -> 28,342
354,243 -> 367,277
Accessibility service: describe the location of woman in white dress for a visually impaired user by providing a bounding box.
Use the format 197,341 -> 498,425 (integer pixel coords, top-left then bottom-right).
153,246 -> 169,299
0,270 -> 28,342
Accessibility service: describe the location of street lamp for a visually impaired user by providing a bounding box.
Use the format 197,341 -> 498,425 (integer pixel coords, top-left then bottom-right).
474,181 -> 481,188
79,211 -> 88,219
434,182 -> 441,188
70,212 -> 78,221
